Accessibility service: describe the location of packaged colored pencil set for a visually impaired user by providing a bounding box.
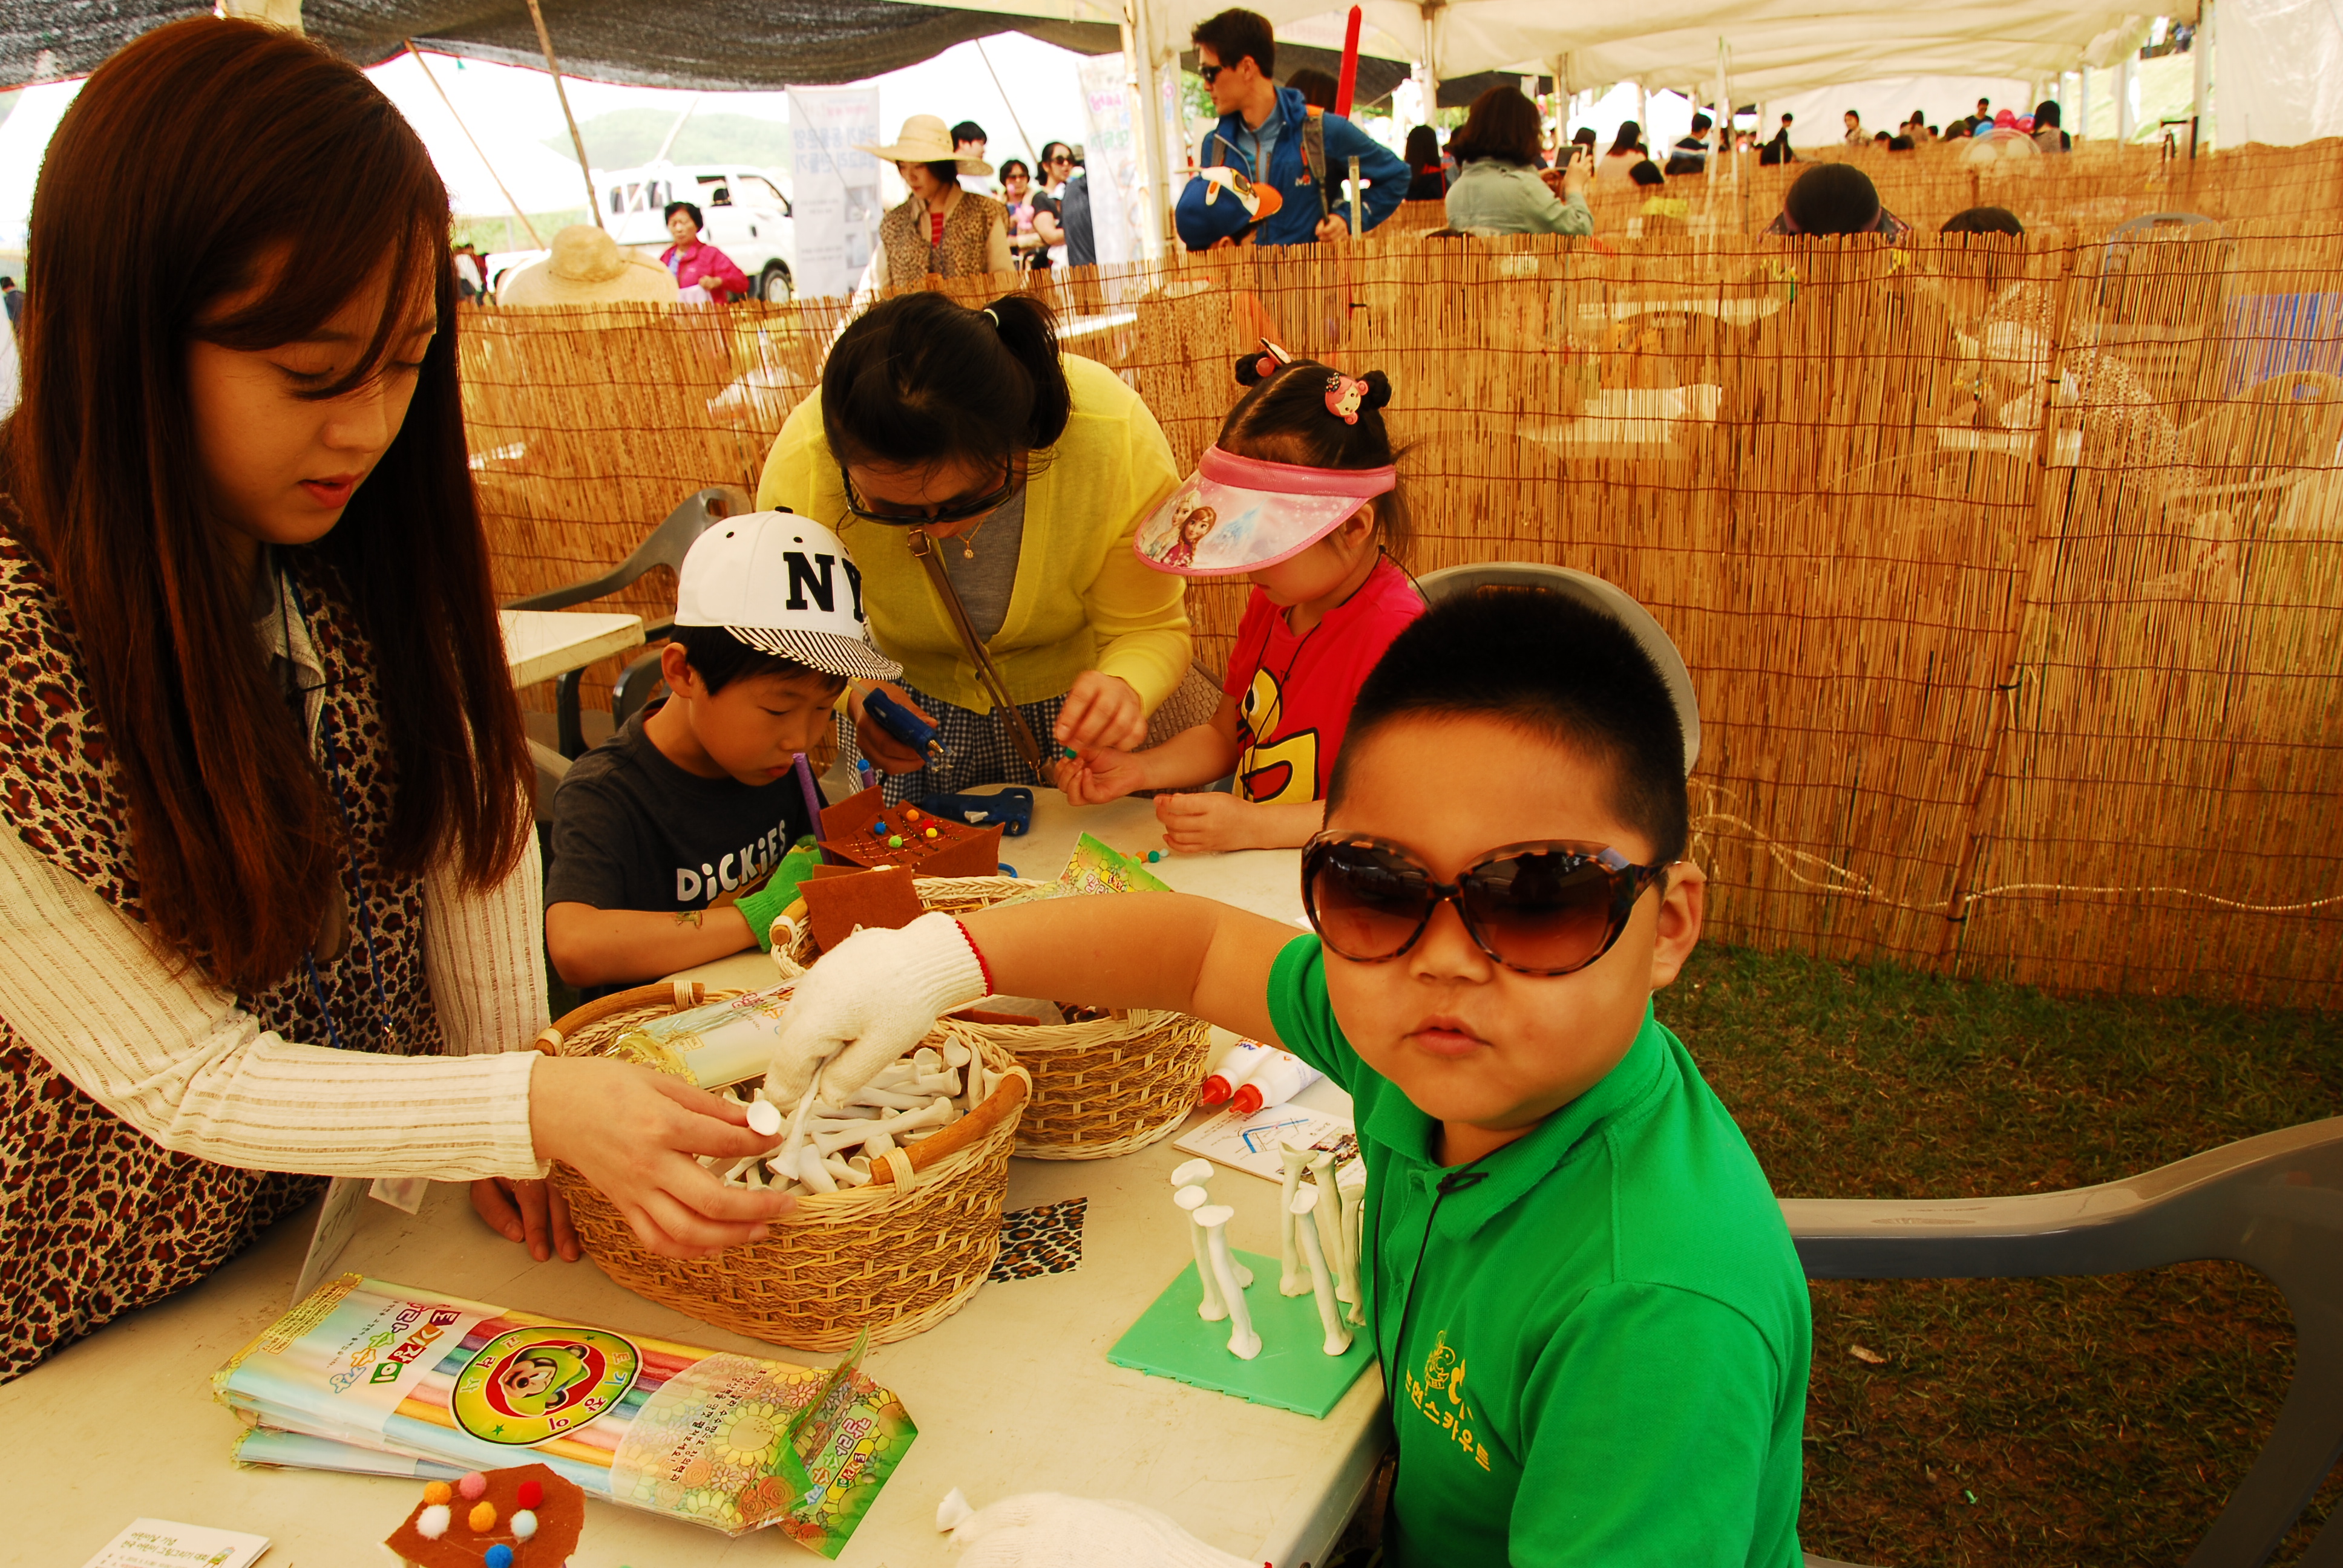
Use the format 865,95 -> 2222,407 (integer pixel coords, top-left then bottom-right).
215,1274 -> 914,1555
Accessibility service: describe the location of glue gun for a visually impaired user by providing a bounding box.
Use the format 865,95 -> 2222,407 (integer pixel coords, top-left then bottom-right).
922,787 -> 1034,837
862,686 -> 949,769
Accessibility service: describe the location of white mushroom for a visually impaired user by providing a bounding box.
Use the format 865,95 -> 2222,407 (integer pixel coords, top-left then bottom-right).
1194,1204 -> 1260,1359
1173,1184 -> 1227,1322
1277,1142 -> 1315,1298
1291,1186 -> 1352,1356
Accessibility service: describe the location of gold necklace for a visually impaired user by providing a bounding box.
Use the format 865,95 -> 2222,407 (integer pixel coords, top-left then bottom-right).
954,514 -> 989,560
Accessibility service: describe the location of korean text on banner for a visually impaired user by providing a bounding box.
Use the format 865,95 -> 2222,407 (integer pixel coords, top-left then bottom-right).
789,88 -> 883,299
1078,53 -> 1141,268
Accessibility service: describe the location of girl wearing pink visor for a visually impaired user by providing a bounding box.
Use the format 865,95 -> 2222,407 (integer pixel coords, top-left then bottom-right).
1063,345 -> 1425,852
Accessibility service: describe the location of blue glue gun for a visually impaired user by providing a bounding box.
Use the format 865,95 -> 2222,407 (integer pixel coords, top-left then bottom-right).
922,787 -> 1034,837
862,687 -> 949,768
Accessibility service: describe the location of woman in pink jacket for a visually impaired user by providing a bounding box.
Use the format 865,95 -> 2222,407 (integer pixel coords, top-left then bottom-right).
661,200 -> 750,301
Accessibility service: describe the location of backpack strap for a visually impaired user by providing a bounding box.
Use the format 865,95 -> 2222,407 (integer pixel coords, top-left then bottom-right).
1303,106 -> 1328,218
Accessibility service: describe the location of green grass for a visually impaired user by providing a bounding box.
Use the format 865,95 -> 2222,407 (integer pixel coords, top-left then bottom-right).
1659,944 -> 2343,1566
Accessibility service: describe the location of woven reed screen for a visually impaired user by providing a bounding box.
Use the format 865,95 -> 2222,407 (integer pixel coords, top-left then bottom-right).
460,138 -> 2343,1009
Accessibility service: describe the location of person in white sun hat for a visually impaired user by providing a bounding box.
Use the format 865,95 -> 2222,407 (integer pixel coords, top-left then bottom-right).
498,223 -> 680,306
543,512 -> 899,993
860,113 -> 1013,287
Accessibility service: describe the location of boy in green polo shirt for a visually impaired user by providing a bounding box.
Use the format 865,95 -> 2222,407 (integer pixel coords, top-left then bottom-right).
765,583 -> 1812,1568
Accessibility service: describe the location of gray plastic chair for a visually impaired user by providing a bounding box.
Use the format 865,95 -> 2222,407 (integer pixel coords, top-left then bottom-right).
1791,1117 -> 2343,1568
503,485 -> 749,756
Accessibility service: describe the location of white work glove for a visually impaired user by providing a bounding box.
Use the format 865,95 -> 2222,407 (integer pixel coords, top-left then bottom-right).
762,913 -> 989,1107
938,1489 -> 1260,1568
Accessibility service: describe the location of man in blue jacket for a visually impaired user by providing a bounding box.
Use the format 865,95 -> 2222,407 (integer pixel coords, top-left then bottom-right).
1191,7 -> 1406,246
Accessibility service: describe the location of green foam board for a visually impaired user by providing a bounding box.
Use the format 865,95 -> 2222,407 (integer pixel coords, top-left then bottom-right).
1107,1249 -> 1372,1419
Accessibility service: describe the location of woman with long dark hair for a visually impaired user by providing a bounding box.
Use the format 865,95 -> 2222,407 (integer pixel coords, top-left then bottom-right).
1403,124 -> 1447,200
756,292 -> 1190,799
0,17 -> 787,1380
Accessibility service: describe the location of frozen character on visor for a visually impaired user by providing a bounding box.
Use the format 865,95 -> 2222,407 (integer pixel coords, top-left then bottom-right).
1074,342 -> 1425,853
1159,497 -> 1219,569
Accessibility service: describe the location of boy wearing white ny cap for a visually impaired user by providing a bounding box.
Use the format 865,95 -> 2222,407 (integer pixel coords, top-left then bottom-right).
544,514 -> 899,989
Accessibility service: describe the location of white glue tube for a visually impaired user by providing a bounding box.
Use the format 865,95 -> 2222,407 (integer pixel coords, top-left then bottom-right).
1231,1050 -> 1325,1117
1196,1039 -> 1277,1107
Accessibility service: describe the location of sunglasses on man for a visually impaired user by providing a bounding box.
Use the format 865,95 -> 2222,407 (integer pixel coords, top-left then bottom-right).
1302,835 -> 1672,976
839,461 -> 1017,528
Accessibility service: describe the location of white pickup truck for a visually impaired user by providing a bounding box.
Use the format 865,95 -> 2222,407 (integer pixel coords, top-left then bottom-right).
485,162 -> 798,302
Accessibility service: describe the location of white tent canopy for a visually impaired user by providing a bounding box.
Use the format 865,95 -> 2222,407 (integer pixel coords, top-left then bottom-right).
1141,0 -> 2161,96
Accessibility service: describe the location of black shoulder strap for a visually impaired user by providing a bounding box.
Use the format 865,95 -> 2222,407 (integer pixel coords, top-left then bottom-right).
1303,107 -> 1328,217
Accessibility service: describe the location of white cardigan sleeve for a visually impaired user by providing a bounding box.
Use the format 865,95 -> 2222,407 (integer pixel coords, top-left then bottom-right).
0,826 -> 546,1180
425,829 -> 551,1057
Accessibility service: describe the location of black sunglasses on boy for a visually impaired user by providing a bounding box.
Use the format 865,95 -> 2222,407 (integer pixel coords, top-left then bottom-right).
1302,834 -> 1672,977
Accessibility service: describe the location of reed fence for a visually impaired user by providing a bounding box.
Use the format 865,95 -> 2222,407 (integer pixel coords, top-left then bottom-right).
459,138 -> 2343,1010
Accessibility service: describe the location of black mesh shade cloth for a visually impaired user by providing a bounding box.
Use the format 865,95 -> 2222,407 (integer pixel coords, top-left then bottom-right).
5,0 -> 1121,89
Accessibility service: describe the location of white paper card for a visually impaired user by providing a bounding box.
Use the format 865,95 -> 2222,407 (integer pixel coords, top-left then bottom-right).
79,1518 -> 269,1568
1172,1102 -> 1357,1183
292,1175 -> 369,1306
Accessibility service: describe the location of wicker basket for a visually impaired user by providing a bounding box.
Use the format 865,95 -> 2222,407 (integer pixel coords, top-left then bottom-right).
773,875 -> 1214,1160
535,981 -> 1030,1351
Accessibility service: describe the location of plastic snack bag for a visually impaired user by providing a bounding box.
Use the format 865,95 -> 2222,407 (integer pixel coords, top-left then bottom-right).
214,1275 -> 913,1556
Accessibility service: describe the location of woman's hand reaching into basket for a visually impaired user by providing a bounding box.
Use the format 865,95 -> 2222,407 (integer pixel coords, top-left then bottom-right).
529,1054 -> 793,1260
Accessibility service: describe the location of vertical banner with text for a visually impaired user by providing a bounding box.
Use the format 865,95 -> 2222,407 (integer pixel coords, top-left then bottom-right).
1078,53 -> 1142,267
788,87 -> 883,299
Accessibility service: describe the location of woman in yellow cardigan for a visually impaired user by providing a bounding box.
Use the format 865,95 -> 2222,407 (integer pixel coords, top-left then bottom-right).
756,291 -> 1191,800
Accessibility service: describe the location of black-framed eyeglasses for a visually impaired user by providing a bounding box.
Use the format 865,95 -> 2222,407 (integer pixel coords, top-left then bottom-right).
1301,834 -> 1671,977
1198,62 -> 1225,85
838,461 -> 1017,528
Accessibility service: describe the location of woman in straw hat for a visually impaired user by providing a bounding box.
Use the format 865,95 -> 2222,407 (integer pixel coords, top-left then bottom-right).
861,114 -> 1014,288
499,223 -> 680,305
0,17 -> 791,1380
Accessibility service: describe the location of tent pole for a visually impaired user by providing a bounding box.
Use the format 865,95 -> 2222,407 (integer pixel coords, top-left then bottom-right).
405,40 -> 544,247
2192,0 -> 2214,149
1124,0 -> 1171,260
2115,56 -> 2136,142
521,0 -> 603,227
975,41 -> 1041,170
2077,68 -> 2091,139
1418,1 -> 1441,114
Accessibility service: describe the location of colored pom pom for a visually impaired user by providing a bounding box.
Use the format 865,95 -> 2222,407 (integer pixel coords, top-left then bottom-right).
457,1472 -> 488,1500
905,808 -> 922,822
421,1481 -> 453,1506
516,1480 -> 543,1509
871,819 -> 888,835
887,834 -> 903,848
511,1509 -> 539,1541
468,1500 -> 497,1532
485,1545 -> 516,1568
415,1504 -> 451,1541
923,827 -> 937,838
1147,849 -> 1163,863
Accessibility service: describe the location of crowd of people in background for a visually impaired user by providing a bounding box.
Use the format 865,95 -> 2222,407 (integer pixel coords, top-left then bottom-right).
438,1 -> 2106,299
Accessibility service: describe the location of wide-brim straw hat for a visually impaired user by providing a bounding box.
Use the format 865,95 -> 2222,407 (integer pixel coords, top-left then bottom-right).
856,114 -> 992,176
499,224 -> 680,307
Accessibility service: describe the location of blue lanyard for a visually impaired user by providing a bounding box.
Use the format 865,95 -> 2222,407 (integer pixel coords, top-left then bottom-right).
275,560 -> 395,1053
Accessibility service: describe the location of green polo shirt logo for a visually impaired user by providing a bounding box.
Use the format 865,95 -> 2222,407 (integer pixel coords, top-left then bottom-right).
1403,1330 -> 1492,1471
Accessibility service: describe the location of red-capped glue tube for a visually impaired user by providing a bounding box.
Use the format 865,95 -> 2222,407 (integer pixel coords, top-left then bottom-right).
1197,1038 -> 1277,1106
1230,1050 -> 1325,1117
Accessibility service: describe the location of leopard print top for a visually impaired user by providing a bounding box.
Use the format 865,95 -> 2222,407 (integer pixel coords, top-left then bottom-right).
0,522 -> 443,1381
879,189 -> 1007,288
